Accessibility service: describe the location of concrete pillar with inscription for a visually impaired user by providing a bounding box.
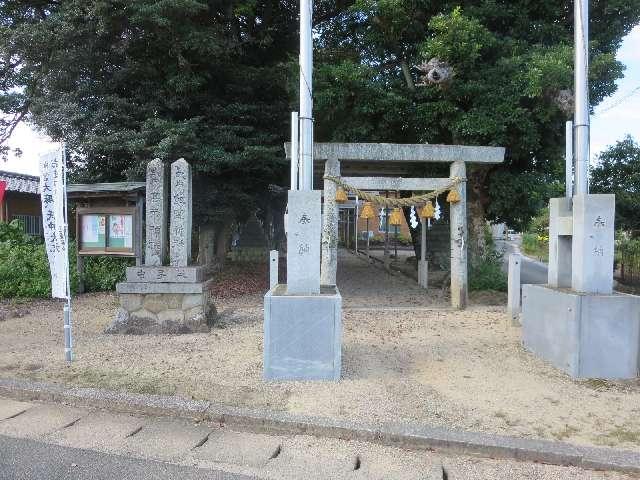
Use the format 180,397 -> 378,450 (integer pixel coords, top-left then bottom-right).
449,160 -> 468,309
571,194 -> 615,294
321,157 -> 340,286
145,159 -> 168,266
287,190 -> 321,294
170,158 -> 193,267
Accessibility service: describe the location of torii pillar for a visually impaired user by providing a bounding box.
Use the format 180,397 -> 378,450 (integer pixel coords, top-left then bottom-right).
449,160 -> 468,309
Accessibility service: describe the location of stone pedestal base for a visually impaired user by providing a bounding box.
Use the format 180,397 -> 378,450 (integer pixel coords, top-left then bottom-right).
264,285 -> 341,381
522,284 -> 640,379
108,280 -> 215,334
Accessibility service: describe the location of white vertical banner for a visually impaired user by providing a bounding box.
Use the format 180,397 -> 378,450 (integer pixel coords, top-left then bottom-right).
40,148 -> 68,299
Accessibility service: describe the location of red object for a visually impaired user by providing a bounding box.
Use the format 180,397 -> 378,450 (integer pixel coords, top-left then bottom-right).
0,180 -> 6,205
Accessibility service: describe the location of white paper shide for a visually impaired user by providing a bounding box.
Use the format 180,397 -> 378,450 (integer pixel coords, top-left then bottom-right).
40,148 -> 68,299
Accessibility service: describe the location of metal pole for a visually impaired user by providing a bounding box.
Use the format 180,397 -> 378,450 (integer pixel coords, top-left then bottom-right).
574,0 -> 590,195
291,112 -> 299,191
62,144 -> 73,362
299,0 -> 314,191
565,120 -> 574,199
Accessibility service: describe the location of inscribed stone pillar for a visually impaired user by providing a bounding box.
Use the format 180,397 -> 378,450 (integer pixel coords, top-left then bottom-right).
287,190 -> 321,294
145,159 -> 168,266
449,160 -> 468,309
321,157 -> 340,286
571,194 -> 615,294
170,158 -> 193,267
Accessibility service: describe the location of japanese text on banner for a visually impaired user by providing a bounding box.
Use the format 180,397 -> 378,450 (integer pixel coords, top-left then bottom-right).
40,149 -> 68,299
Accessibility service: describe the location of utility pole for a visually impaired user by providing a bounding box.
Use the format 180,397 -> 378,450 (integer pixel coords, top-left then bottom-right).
574,0 -> 590,195
299,0 -> 314,191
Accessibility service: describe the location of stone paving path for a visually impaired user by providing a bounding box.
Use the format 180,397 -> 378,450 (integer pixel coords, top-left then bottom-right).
0,397 -> 631,480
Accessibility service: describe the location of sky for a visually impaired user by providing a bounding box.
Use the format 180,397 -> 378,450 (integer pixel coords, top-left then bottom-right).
1,25 -> 639,177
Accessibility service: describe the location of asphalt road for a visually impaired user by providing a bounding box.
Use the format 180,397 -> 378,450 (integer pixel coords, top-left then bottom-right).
0,435 -> 255,480
495,237 -> 548,285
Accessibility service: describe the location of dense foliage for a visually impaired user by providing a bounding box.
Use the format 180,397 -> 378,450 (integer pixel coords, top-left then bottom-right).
1,1 -> 639,233
0,0 -> 300,223
313,1 -> 639,234
591,135 -> 640,232
0,220 -> 130,298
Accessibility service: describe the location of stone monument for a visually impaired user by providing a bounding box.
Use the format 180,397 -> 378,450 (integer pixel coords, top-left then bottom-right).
521,1 -> 640,379
145,158 -> 168,266
107,158 -> 215,334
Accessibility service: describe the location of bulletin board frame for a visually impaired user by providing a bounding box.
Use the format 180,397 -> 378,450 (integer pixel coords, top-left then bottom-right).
76,206 -> 138,257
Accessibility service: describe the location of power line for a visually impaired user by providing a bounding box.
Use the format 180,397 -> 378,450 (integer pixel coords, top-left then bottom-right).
597,85 -> 640,113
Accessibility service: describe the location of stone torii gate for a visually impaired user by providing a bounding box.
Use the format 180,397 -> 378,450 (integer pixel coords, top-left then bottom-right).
286,142 -> 505,309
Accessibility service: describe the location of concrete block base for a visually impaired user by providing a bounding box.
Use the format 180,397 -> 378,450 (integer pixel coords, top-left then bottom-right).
522,284 -> 640,379
264,285 -> 342,381
108,280 -> 216,334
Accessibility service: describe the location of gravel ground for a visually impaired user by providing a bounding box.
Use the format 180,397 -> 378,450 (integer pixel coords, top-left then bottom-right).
1,252 -> 639,452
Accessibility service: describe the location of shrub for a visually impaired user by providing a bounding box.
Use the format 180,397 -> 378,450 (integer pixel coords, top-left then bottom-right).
469,251 -> 507,292
0,221 -> 131,298
0,221 -> 67,298
82,255 -> 134,292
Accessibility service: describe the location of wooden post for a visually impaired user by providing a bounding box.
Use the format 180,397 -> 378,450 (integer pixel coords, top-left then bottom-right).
354,201 -> 359,254
450,160 -> 468,309
419,217 -> 428,288
321,157 -> 340,285
346,208 -> 350,250
384,192 -> 390,271
366,218 -> 370,261
76,254 -> 85,294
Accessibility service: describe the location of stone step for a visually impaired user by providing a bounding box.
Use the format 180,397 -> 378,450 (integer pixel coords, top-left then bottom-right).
190,428 -> 282,468
121,417 -> 212,461
0,404 -> 85,438
0,398 -> 33,420
47,411 -> 144,451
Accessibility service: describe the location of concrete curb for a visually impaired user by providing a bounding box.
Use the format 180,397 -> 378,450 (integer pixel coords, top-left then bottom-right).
1,377 -> 639,474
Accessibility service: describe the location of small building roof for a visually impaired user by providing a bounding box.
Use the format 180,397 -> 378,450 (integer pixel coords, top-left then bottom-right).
68,182 -> 145,195
0,170 -> 40,194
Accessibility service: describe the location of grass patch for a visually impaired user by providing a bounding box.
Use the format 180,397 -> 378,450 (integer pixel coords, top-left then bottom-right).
60,368 -> 177,396
597,427 -> 640,447
521,233 -> 549,262
552,424 -> 580,441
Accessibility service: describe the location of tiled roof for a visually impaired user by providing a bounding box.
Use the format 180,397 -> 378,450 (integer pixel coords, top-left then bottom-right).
0,170 -> 40,194
68,182 -> 145,194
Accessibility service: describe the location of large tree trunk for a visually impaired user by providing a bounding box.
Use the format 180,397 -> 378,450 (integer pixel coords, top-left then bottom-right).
214,220 -> 232,268
197,224 -> 216,266
466,166 -> 492,260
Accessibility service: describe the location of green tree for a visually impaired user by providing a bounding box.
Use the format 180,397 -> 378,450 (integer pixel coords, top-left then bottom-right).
591,135 -> 640,232
313,1 -> 640,252
0,0 -> 299,224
